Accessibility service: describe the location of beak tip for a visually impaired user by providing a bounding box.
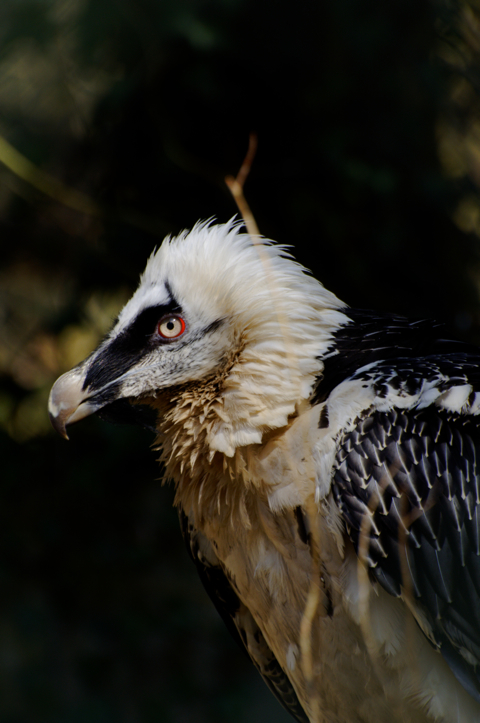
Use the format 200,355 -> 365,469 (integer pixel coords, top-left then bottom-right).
48,410 -> 70,440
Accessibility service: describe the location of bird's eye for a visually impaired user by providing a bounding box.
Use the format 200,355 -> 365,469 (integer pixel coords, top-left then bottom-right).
157,315 -> 186,339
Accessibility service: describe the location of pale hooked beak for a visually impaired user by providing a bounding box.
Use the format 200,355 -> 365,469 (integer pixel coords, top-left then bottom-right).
48,368 -> 98,439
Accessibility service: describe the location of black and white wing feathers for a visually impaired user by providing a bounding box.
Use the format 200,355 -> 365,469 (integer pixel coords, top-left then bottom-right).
324,311 -> 480,703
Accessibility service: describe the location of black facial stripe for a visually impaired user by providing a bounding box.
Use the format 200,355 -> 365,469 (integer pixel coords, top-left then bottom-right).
120,301 -> 181,351
83,301 -> 181,391
89,382 -> 122,407
203,318 -> 224,335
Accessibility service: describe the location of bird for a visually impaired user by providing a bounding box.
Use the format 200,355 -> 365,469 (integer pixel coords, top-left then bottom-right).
48,219 -> 480,723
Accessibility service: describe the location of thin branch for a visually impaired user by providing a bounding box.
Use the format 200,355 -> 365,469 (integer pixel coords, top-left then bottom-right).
225,133 -> 260,238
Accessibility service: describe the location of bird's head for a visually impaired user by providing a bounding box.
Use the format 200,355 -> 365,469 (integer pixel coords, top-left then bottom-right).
49,221 -> 347,456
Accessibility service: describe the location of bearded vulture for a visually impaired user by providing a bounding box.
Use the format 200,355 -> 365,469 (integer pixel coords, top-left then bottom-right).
49,220 -> 480,723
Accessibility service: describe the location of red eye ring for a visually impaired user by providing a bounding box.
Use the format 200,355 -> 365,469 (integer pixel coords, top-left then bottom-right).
157,315 -> 186,339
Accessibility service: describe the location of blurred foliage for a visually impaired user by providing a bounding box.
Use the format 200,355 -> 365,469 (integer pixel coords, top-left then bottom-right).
2,0 -> 480,721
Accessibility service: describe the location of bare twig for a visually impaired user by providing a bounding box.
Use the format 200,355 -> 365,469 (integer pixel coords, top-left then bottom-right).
225,133 -> 260,238
227,134 -> 324,721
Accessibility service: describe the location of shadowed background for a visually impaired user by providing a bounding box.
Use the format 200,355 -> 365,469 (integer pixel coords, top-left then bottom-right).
2,0 -> 480,721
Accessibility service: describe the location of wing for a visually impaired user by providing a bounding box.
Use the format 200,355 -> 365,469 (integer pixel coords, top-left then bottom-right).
178,510 -> 309,723
331,353 -> 480,702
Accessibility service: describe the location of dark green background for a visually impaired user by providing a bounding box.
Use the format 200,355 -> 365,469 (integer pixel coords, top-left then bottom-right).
1,1 -> 480,721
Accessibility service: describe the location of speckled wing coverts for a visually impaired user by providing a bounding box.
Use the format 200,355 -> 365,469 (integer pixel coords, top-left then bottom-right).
319,312 -> 480,703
